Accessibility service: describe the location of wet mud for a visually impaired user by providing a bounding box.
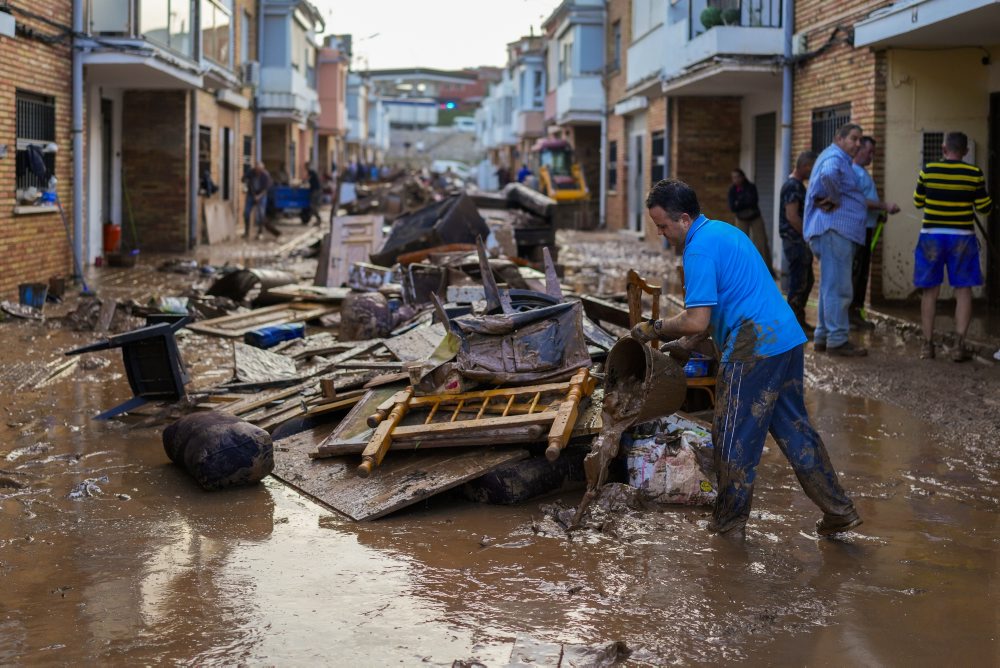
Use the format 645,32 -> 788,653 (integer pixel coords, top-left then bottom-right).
2,239 -> 1000,664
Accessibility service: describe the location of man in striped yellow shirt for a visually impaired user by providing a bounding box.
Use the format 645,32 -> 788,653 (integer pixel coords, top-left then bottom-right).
913,131 -> 992,362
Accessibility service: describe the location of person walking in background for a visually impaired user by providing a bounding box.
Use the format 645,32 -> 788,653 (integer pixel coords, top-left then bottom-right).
516,163 -> 532,184
304,162 -> 322,226
779,151 -> 817,334
727,168 -> 774,274
804,123 -> 868,357
912,131 -> 993,361
243,161 -> 273,240
850,136 -> 899,330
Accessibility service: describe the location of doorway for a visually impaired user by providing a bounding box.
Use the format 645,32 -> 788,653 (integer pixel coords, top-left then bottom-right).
753,112 -> 777,263
988,93 -> 1000,309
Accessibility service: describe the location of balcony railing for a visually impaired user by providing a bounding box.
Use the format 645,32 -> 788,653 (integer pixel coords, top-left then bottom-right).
689,0 -> 782,40
86,0 -> 195,59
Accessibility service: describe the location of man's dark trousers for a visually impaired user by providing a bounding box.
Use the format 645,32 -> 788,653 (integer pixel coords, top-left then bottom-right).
851,228 -> 874,313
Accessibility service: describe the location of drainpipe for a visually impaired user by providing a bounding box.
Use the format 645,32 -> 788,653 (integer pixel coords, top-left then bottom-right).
255,2 -> 264,162
598,4 -> 608,229
72,0 -> 84,274
189,90 -> 199,249
780,0 -> 794,179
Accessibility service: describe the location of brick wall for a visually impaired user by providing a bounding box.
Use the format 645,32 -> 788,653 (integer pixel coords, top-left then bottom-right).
122,90 -> 189,251
0,1 -> 74,299
672,96 -> 741,221
604,0 -> 630,231
794,0 -> 892,301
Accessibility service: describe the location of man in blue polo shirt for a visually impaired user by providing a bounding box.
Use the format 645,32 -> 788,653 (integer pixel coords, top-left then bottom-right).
631,179 -> 861,537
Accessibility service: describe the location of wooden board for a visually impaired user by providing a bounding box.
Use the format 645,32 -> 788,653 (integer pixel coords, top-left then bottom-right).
382,323 -> 447,363
188,302 -> 336,337
271,430 -> 529,521
267,284 -> 351,303
204,199 -> 237,244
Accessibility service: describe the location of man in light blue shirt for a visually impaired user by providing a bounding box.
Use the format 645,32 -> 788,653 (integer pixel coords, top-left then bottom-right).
804,123 -> 868,356
631,179 -> 861,537
850,136 -> 899,329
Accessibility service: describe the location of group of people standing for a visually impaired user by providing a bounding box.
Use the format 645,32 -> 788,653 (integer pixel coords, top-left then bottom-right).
729,124 -> 991,361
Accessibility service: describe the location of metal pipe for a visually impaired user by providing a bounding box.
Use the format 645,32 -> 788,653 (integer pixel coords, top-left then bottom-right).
72,0 -> 84,275
189,90 -> 199,249
780,0 -> 793,179
255,1 -> 264,163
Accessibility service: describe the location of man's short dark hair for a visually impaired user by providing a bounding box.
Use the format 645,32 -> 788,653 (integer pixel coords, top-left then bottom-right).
861,135 -> 876,147
836,123 -> 863,139
796,151 -> 817,170
945,131 -> 968,154
646,179 -> 701,218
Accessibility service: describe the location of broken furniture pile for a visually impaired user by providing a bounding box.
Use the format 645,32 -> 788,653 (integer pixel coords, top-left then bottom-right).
65,187 -> 720,523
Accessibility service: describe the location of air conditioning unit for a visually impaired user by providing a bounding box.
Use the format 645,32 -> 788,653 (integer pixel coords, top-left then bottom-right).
241,61 -> 260,88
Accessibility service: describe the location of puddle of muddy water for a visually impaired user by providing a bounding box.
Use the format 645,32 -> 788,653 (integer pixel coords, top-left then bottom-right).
2,276 -> 999,665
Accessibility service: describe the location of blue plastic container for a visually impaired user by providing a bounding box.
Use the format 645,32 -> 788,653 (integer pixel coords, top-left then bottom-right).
244,322 -> 305,349
18,283 -> 48,309
683,352 -> 711,378
271,186 -> 311,210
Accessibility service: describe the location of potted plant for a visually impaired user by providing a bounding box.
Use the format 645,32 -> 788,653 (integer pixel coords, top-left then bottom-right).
700,6 -> 723,30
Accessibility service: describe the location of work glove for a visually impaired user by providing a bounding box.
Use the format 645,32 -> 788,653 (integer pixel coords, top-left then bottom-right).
659,339 -> 692,364
630,319 -> 659,344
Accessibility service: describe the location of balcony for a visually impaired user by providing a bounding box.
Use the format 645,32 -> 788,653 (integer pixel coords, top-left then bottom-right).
81,0 -> 202,88
659,0 -> 783,95
515,110 -> 545,138
259,66 -> 320,123
855,0 -> 1000,49
555,75 -> 602,125
626,22 -> 668,90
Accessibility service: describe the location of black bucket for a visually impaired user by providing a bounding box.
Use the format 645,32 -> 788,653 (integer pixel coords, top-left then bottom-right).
603,336 -> 688,424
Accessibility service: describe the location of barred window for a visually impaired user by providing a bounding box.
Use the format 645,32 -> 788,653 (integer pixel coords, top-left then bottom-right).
651,131 -> 665,185
922,132 -> 944,165
810,103 -> 851,153
15,91 -> 57,195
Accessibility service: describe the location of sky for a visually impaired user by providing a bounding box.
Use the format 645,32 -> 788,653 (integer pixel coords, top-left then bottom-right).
311,0 -> 563,71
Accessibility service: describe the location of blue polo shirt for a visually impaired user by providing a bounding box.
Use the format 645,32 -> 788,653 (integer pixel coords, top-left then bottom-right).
683,215 -> 806,362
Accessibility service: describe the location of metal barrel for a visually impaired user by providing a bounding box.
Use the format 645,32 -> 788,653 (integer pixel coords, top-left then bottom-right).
603,336 -> 688,425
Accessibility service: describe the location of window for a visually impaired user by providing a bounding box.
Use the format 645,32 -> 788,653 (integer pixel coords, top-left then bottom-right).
139,0 -> 193,57
608,140 -> 618,191
632,0 -> 665,40
811,103 -> 851,153
15,91 -> 56,196
243,135 -> 253,171
559,42 -> 572,84
610,21 -> 621,72
532,70 -> 543,107
202,0 -> 233,67
198,125 -> 211,194
922,132 -> 944,165
240,10 -> 250,63
651,131 -> 665,184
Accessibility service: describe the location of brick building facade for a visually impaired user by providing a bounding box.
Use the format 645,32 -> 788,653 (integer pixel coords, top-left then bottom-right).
0,2 -> 74,299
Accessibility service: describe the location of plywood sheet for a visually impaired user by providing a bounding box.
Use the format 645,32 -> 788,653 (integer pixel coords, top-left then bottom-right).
188,302 -> 336,337
266,284 -> 351,303
204,200 -> 237,244
382,322 -> 447,362
271,429 -> 528,521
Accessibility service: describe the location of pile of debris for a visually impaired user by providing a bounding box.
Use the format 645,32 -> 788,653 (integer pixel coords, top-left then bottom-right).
60,188 -> 721,525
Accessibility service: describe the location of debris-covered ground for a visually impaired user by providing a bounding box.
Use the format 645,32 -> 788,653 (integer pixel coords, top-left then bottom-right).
2,211 -> 999,664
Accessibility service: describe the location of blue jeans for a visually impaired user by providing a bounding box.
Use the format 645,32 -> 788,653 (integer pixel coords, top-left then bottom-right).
711,345 -> 856,532
809,230 -> 858,347
244,193 -> 267,234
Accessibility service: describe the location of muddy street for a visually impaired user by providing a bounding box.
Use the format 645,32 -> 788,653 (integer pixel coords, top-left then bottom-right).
2,233 -> 998,665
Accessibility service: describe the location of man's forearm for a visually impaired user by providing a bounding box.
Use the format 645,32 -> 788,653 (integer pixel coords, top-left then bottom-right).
653,309 -> 710,339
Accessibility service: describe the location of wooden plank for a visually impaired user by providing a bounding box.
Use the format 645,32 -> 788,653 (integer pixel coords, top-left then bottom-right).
188,303 -> 336,337
267,284 -> 351,303
271,432 -> 529,521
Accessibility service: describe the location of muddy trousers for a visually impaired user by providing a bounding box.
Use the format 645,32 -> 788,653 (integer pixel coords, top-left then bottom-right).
710,345 -> 856,532
783,238 -> 814,323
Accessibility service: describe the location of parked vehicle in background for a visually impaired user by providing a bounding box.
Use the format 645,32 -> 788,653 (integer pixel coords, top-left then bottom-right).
430,160 -> 472,181
453,116 -> 476,132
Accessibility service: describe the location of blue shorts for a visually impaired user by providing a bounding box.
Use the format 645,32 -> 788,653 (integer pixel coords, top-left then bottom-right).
913,233 -> 983,288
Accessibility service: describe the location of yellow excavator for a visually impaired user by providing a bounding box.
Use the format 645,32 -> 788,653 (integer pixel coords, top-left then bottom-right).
533,138 -> 589,203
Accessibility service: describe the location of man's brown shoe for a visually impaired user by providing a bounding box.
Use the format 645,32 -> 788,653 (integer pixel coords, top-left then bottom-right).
920,340 -> 935,359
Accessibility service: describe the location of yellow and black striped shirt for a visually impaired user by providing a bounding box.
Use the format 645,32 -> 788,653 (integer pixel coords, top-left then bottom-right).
913,159 -> 992,232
